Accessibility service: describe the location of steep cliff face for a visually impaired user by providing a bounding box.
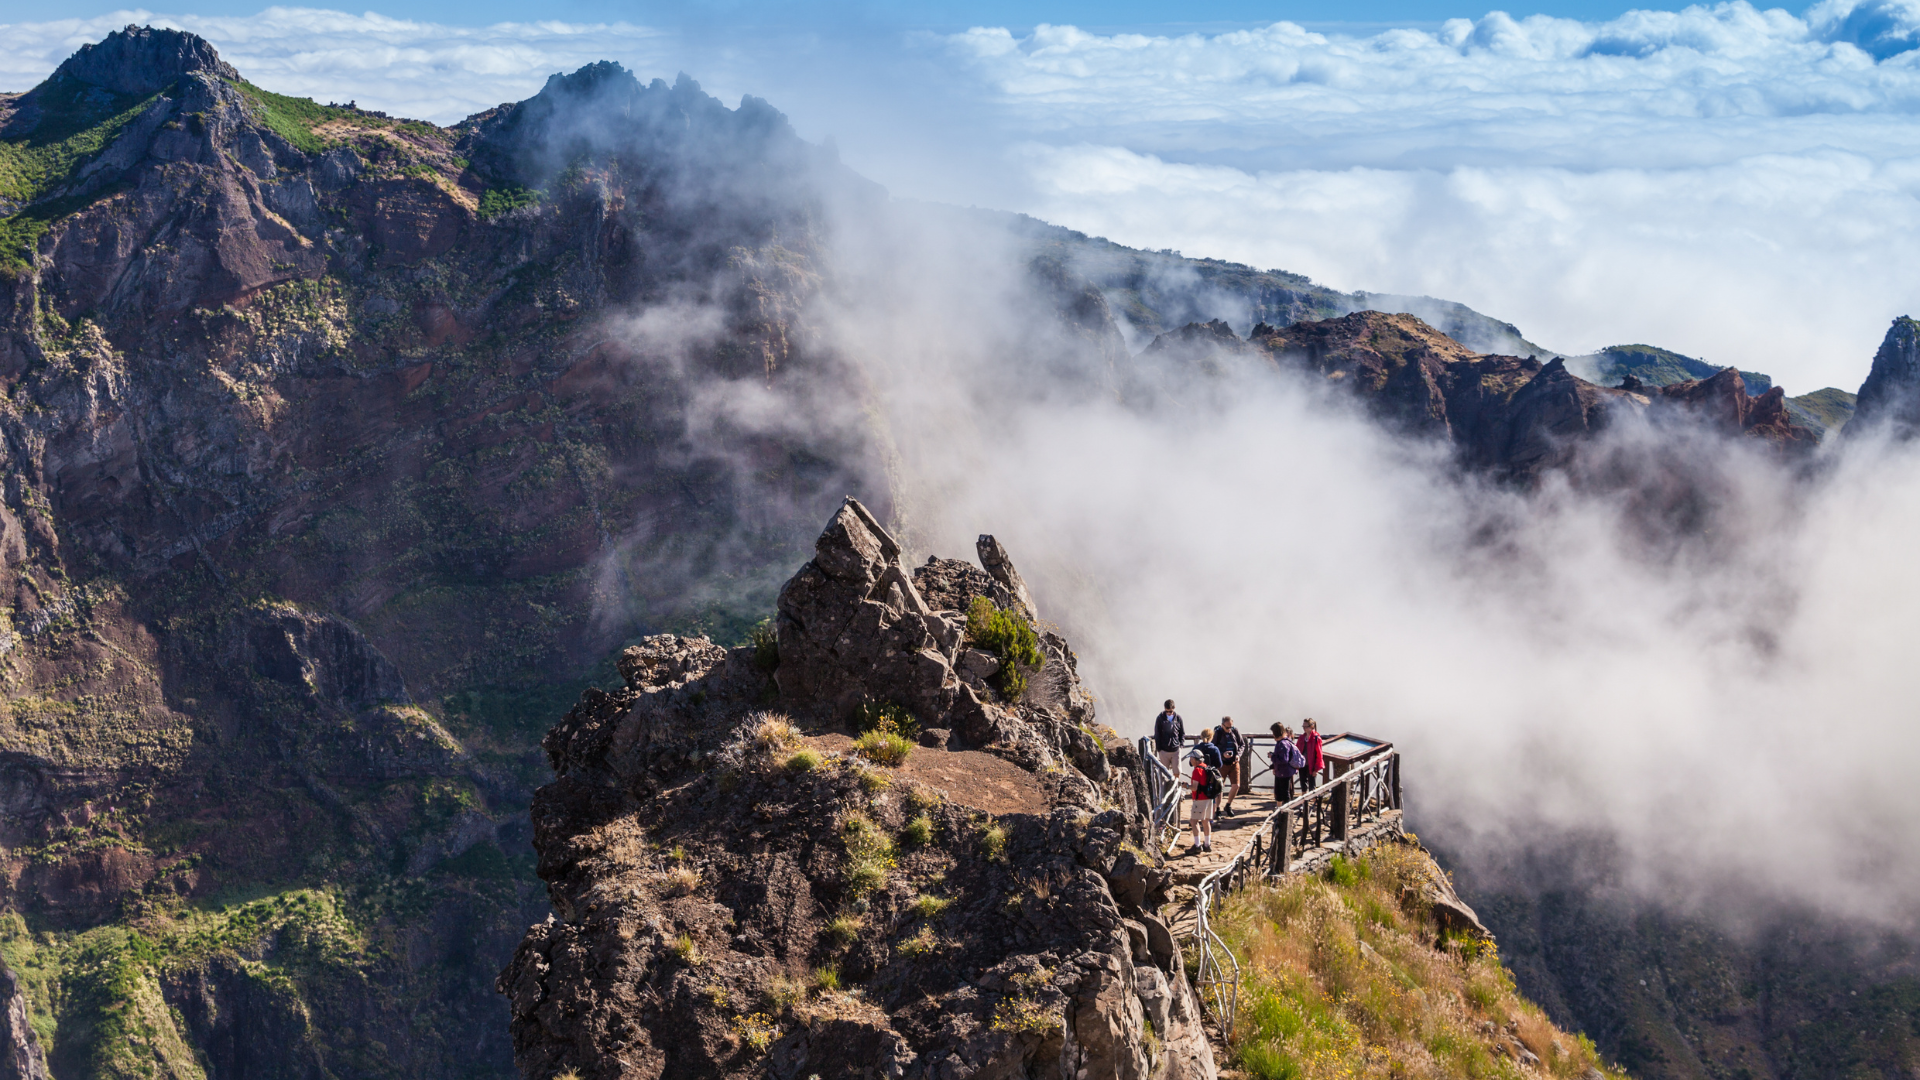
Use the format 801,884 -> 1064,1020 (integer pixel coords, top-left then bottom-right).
501,500 -> 1213,1079
1849,316 -> 1920,437
0,26 -> 898,1080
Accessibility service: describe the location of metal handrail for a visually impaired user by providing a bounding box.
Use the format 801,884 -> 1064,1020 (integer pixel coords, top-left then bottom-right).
1186,749 -> 1402,1041
1136,737 -> 1187,855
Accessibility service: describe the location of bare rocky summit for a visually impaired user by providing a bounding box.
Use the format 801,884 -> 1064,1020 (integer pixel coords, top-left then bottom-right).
501,499 -> 1212,1079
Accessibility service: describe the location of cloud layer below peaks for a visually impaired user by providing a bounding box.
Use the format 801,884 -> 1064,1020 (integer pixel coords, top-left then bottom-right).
938,1 -> 1920,170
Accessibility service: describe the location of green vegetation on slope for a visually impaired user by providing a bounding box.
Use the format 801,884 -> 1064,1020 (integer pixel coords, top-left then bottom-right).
964,596 -> 1044,700
227,80 -> 440,155
1214,843 -> 1623,1080
1786,386 -> 1858,435
227,79 -> 354,154
0,79 -> 159,270
1578,344 -> 1772,396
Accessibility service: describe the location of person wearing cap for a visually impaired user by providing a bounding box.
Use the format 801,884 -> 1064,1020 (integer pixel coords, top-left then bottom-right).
1151,699 -> 1185,830
1185,747 -> 1216,853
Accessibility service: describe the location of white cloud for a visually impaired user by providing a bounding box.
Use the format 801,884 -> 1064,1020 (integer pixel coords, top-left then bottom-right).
0,7 -> 671,121
931,4 -> 1920,390
1015,143 -> 1920,388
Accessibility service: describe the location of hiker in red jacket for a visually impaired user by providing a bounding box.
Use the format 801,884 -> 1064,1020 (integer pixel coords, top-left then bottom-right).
1185,747 -> 1217,853
1296,718 -> 1325,789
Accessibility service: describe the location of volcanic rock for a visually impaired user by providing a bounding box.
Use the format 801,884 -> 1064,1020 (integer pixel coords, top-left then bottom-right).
1850,315 -> 1920,437
499,501 -> 1214,1079
0,960 -> 48,1080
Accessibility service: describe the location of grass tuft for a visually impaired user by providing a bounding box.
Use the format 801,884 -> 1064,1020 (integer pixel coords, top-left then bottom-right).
978,822 -> 1008,863
841,813 -> 896,897
908,893 -> 951,920
900,815 -> 934,847
853,728 -> 913,767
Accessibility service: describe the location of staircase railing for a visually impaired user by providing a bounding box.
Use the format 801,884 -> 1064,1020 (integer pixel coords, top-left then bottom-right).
1186,748 -> 1402,1041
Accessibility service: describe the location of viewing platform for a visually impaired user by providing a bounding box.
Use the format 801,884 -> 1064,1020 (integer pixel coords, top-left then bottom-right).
1139,732 -> 1406,1040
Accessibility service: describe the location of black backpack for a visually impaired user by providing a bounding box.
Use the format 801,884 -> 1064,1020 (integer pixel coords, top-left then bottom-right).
1198,763 -> 1222,800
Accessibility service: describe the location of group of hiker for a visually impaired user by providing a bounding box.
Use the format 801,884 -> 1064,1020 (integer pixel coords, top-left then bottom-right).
1150,700 -> 1325,854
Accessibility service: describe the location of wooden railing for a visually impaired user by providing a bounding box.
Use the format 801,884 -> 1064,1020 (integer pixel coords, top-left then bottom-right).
1140,742 -> 1402,1040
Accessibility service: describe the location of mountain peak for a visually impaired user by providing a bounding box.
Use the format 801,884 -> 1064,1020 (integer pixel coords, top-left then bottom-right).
52,24 -> 238,97
1850,314 -> 1920,437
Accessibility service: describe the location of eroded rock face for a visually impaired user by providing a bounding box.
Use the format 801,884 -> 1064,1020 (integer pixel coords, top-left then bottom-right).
0,959 -> 49,1080
500,502 -> 1214,1080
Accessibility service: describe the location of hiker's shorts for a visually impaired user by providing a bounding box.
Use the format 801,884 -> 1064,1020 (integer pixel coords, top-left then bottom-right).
1190,798 -> 1215,822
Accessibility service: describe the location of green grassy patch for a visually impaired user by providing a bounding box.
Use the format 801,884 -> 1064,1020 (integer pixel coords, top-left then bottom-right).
1214,843 -> 1623,1080
228,80 -> 355,155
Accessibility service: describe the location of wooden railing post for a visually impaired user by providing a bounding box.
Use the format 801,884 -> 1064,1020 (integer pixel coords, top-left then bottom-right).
1271,810 -> 1291,875
1390,753 -> 1403,810
1332,780 -> 1349,843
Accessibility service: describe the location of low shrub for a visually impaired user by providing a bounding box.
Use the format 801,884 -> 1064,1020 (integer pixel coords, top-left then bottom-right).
751,713 -> 799,752
747,618 -> 779,673
785,749 -> 820,773
672,933 -> 702,966
812,966 -> 841,992
853,729 -> 914,767
1213,843 -> 1613,1080
990,996 -> 1061,1035
663,865 -> 700,897
965,597 -> 1045,700
854,700 -> 919,739
732,1012 -> 779,1054
895,925 -> 942,959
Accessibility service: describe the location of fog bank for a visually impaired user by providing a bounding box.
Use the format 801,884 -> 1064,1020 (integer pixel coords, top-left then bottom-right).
816,199 -> 1920,928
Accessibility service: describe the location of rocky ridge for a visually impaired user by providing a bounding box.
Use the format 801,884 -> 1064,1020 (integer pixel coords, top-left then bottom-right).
501,499 -> 1213,1079
1135,310 -> 1818,478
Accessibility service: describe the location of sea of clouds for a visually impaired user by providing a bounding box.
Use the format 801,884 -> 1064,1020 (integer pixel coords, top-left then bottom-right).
8,2 -> 1920,387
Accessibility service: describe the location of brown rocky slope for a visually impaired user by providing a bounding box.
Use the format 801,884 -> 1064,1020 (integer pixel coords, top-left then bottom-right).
501,499 -> 1213,1079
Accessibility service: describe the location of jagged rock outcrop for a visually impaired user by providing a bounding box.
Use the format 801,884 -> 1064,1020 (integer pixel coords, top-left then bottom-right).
0,960 -> 48,1080
1850,315 -> 1920,437
500,501 -> 1214,1079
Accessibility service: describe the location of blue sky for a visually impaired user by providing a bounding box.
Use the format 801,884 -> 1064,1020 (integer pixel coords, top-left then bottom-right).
5,0 -> 1920,387
0,0 -> 1705,28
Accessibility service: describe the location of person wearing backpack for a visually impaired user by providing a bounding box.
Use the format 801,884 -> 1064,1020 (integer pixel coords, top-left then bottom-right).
1193,728 -> 1224,771
1151,700 -> 1185,830
1151,700 -> 1185,772
1212,716 -> 1249,814
1296,718 -> 1325,789
1185,747 -> 1218,853
1268,722 -> 1306,800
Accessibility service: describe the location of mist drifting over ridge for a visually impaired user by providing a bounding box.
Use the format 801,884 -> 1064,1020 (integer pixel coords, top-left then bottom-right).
798,194 -> 1920,930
